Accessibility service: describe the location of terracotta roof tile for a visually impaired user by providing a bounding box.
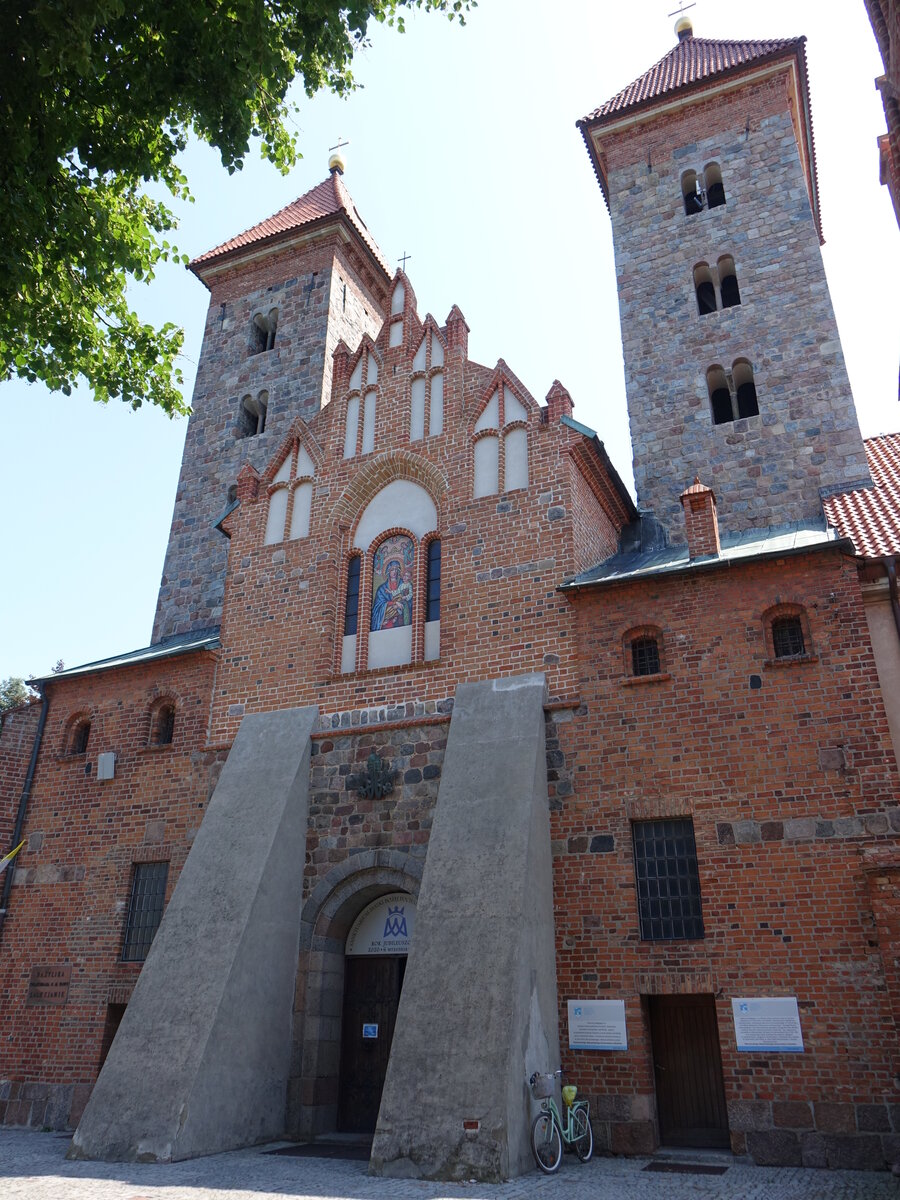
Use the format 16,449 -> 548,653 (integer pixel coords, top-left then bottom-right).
190,172 -> 390,275
823,433 -> 900,557
581,34 -> 805,124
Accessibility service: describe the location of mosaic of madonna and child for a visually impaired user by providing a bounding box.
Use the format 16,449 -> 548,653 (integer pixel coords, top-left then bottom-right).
371,535 -> 414,631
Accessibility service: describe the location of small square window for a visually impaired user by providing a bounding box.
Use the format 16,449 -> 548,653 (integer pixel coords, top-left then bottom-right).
772,616 -> 805,659
631,637 -> 661,677
632,819 -> 704,941
122,862 -> 169,962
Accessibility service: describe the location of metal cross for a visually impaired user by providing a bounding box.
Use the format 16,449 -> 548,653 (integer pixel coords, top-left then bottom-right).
667,1 -> 696,17
399,251 -> 412,272
329,136 -> 350,152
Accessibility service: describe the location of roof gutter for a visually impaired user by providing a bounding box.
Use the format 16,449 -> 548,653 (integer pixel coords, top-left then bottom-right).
0,684 -> 49,948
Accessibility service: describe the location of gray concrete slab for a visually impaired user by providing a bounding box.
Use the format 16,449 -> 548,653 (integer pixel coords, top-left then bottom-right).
2,1129 -> 897,1200
69,707 -> 318,1163
371,675 -> 560,1183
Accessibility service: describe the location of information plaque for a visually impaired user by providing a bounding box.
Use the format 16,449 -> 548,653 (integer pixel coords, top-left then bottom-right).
26,965 -> 72,1007
567,999 -> 627,1050
732,996 -> 804,1052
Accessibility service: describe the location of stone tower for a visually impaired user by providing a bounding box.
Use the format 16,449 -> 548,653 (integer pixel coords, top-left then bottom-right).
152,168 -> 390,642
578,20 -> 872,541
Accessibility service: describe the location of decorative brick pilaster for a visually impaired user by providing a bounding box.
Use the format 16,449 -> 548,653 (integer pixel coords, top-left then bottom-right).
680,478 -> 720,559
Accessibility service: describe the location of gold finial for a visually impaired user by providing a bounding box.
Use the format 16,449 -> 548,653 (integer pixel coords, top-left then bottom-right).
668,0 -> 695,40
328,137 -> 349,175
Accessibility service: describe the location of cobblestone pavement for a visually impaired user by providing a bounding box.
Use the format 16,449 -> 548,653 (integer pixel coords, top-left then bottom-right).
0,1130 -> 896,1200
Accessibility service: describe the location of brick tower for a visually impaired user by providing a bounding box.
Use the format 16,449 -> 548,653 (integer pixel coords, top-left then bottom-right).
152,163 -> 391,641
578,19 -> 872,541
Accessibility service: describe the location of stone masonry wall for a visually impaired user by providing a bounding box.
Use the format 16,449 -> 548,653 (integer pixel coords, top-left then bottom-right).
603,66 -> 871,541
152,234 -> 386,643
552,547 -> 900,1170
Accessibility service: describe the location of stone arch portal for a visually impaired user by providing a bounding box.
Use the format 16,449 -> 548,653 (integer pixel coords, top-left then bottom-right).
288,859 -> 423,1140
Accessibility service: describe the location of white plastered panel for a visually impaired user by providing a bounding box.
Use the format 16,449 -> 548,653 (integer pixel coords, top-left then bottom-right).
410,377 -> 426,442
344,396 -> 360,459
273,455 -> 291,485
354,480 -> 438,550
289,481 -> 312,539
413,337 -> 427,372
474,389 -> 499,432
349,356 -> 363,392
368,625 -> 413,670
366,354 -> 378,385
264,488 -> 288,545
362,391 -> 376,455
503,386 -> 527,425
503,427 -> 529,491
424,619 -> 440,662
341,634 -> 357,675
429,372 -> 444,436
474,435 -> 499,498
296,445 -> 314,478
431,335 -> 444,367
391,282 -> 405,315
389,321 -> 403,348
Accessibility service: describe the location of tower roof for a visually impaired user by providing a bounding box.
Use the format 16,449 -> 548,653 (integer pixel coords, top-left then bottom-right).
190,171 -> 391,278
578,31 -> 821,240
823,433 -> 900,557
582,34 -> 806,125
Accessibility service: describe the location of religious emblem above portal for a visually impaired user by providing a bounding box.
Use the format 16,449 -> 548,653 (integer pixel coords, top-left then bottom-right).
371,534 -> 414,631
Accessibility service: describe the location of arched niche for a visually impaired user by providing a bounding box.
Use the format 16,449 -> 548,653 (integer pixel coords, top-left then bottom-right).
353,480 -> 437,551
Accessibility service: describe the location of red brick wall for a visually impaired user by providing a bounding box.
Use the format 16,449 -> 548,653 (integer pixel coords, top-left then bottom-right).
0,703 -> 41,850
551,548 -> 900,1167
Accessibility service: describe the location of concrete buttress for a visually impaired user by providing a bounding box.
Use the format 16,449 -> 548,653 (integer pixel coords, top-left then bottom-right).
68,706 -> 318,1162
369,673 -> 559,1181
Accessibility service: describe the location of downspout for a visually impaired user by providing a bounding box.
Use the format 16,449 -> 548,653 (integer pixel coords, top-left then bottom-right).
0,683 -> 49,947
884,556 -> 900,644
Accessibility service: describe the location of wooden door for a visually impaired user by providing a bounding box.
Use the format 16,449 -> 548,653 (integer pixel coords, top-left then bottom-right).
337,956 -> 406,1133
648,994 -> 730,1148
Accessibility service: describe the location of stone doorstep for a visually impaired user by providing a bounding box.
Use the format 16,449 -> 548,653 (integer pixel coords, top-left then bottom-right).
652,1146 -> 745,1166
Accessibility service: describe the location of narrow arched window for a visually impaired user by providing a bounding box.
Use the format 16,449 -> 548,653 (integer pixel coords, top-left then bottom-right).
772,617 -> 805,659
705,162 -> 726,209
250,309 -> 277,354
718,255 -> 740,308
733,359 -> 759,418
707,366 -> 732,426
631,636 -> 661,677
72,720 -> 90,755
426,540 -> 441,623
682,170 -> 703,216
237,391 -> 267,438
344,556 -> 361,636
152,704 -> 175,746
693,263 -> 716,315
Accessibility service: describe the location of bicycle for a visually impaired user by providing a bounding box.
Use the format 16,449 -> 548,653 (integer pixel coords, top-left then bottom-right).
528,1067 -> 593,1173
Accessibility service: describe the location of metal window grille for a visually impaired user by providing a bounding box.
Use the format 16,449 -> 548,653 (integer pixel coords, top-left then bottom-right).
632,819 -> 704,941
154,705 -> 175,746
631,636 -> 660,677
772,616 -> 805,659
426,540 -> 441,623
122,862 -> 169,962
344,557 -> 361,636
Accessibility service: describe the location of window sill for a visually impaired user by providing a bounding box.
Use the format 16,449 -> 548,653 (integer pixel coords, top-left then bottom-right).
333,656 -> 441,683
138,743 -> 174,754
621,672 -> 671,687
57,752 -> 87,762
764,654 -> 818,668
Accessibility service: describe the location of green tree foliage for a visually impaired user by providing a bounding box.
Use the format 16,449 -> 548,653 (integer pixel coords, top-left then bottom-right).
0,677 -> 37,716
1,0 -> 472,414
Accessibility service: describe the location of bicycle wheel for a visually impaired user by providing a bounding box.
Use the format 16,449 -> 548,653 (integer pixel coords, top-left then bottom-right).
571,1105 -> 593,1162
531,1111 -> 563,1174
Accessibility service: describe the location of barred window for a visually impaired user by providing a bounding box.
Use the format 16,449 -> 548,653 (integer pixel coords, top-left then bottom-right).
632,819 -> 704,941
631,637 -> 660,677
772,616 -> 805,659
426,540 -> 441,623
344,556 -> 361,637
122,862 -> 169,962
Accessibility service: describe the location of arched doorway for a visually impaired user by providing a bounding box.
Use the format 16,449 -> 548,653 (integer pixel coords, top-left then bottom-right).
337,892 -> 416,1133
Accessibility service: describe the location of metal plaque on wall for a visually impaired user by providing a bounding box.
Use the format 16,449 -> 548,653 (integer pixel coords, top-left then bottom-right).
26,965 -> 72,1006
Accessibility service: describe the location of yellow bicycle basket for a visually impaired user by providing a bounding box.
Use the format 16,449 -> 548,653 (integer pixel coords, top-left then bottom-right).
561,1085 -> 577,1108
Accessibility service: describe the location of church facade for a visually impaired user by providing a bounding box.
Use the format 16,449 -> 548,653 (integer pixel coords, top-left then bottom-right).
1,19 -> 898,1178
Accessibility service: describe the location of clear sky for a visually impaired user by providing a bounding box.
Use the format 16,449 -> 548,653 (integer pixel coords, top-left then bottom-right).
2,0 -> 897,682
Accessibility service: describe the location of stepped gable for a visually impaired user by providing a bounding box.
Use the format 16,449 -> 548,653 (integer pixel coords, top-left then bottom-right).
824,433 -> 900,557
189,171 -> 390,275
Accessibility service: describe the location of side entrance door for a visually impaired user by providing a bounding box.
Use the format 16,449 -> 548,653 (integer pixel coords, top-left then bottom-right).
648,994 -> 730,1148
337,956 -> 406,1133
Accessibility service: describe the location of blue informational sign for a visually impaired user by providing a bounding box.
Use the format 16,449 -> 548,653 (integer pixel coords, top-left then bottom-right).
362,1023 -> 379,1039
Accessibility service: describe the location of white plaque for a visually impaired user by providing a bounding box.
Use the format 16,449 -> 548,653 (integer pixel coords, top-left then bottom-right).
345,892 -> 415,956
732,997 -> 804,1052
567,999 -> 627,1050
